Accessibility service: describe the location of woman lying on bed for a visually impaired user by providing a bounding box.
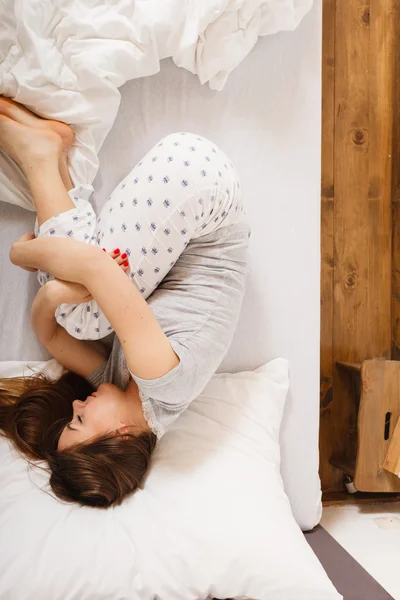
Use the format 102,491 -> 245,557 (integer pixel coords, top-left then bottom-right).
0,99 -> 250,508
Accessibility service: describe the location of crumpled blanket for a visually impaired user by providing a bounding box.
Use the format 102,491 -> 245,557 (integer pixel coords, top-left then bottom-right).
0,0 -> 312,209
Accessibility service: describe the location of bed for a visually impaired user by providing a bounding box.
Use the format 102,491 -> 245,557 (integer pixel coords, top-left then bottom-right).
0,0 -> 322,528
0,1 -> 335,598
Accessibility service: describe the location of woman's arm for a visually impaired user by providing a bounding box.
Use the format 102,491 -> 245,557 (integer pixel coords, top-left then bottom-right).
83,259 -> 180,380
31,284 -> 60,344
12,237 -> 179,380
31,282 -> 108,377
10,236 -> 97,285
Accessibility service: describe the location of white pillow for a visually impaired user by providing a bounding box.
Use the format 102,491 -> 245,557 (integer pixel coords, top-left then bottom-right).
0,359 -> 341,600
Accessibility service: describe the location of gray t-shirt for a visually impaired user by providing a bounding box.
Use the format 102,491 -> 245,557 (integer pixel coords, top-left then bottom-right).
87,221 -> 250,438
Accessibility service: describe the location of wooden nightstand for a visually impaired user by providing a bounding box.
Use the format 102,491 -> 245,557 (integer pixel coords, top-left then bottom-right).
331,359 -> 400,492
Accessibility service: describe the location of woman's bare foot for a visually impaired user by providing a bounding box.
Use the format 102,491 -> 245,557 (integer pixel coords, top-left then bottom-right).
105,248 -> 131,274
0,98 -> 75,190
0,115 -> 62,174
0,98 -> 74,155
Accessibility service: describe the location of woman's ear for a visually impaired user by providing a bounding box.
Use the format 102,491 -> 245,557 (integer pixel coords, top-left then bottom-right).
117,425 -> 131,440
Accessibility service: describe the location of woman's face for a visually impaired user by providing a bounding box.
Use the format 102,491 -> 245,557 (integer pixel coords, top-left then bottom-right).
58,383 -> 137,450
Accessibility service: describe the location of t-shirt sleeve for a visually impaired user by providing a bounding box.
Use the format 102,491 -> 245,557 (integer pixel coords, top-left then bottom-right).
129,338 -> 196,407
86,361 -> 108,388
128,339 -> 197,437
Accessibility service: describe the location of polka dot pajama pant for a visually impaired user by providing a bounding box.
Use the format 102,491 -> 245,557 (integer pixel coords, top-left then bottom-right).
36,132 -> 246,340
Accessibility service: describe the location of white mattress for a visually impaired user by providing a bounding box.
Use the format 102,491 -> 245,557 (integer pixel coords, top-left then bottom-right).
0,2 -> 322,529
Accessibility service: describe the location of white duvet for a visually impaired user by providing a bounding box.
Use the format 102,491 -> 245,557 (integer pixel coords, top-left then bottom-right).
0,0 -> 312,210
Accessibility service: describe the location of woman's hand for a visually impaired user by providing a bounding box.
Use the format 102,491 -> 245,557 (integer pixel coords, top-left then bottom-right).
10,236 -> 130,281
10,237 -> 101,281
44,249 -> 129,305
43,248 -> 131,306
45,279 -> 93,305
13,232 -> 38,272
16,232 -> 36,243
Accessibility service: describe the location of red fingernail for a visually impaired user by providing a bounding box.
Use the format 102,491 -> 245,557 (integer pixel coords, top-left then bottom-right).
123,261 -> 129,267
113,248 -> 120,254
121,253 -> 127,259
102,248 -> 106,252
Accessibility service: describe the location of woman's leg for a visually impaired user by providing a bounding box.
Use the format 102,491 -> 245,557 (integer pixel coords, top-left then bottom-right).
56,131 -> 244,341
0,98 -> 75,194
0,114 -> 101,338
0,109 -> 96,245
1,119 -> 244,341
58,153 -> 74,192
53,131 -> 244,341
96,132 -> 245,297
0,115 -> 75,225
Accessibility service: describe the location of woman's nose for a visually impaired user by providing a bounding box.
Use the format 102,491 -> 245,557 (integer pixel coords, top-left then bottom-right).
73,399 -> 85,408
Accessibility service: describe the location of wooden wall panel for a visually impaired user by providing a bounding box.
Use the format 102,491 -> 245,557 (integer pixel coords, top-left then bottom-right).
320,0 -> 396,493
320,0 -> 338,492
368,1 -> 394,357
392,0 -> 400,360
331,0 -> 373,491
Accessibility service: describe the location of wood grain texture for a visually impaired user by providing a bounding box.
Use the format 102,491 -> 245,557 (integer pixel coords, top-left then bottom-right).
356,361 -> 400,492
383,417 -> 400,477
331,0 -> 372,493
320,0 -> 396,493
330,360 -> 400,492
391,0 -> 400,360
368,0 -> 394,356
320,0 -> 338,492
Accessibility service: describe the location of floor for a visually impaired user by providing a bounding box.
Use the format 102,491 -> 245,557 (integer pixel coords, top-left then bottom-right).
321,502 -> 400,599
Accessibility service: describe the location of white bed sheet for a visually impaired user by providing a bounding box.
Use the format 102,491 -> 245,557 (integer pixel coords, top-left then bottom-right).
0,2 -> 322,529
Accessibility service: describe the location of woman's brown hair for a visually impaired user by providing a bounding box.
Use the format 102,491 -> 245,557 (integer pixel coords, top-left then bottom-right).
0,372 -> 157,508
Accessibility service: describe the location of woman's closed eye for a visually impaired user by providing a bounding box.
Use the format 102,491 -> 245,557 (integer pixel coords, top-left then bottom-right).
66,414 -> 83,431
